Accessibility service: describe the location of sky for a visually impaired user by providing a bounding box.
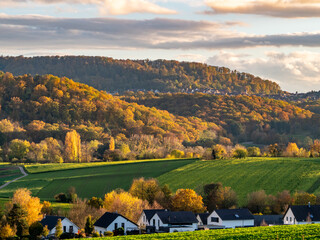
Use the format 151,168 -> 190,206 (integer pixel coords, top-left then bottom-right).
1,0 -> 320,92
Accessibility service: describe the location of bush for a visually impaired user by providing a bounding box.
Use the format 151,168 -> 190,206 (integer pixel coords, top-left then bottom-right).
247,147 -> 261,157
54,193 -> 68,203
92,231 -> 100,237
233,149 -> 248,159
104,231 -> 113,237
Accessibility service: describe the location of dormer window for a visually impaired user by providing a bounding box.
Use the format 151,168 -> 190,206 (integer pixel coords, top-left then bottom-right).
235,214 -> 239,218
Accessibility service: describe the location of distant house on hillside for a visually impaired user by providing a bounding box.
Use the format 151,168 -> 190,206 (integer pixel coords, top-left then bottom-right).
254,215 -> 283,226
207,209 -> 254,229
94,212 -> 139,235
283,204 -> 320,224
40,216 -> 79,236
137,209 -> 166,229
148,211 -> 198,233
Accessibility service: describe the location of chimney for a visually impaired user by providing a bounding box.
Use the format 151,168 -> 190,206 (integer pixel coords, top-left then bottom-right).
308,202 -> 311,208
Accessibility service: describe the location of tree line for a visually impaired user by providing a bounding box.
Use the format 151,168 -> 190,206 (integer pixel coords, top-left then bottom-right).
0,56 -> 282,94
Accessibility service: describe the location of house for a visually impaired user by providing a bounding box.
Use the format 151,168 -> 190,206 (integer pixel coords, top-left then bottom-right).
149,211 -> 198,233
196,212 -> 210,227
40,216 -> 80,236
253,215 -> 283,226
283,204 -> 320,225
207,209 -> 254,228
94,212 -> 139,235
137,209 -> 166,228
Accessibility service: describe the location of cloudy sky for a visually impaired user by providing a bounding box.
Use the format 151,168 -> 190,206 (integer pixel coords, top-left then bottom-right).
1,0 -> 320,92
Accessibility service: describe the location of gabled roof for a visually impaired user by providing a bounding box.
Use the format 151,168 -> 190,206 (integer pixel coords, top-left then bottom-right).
253,215 -> 283,226
94,212 -> 138,228
286,205 -> 320,222
215,209 -> 254,221
143,209 -> 166,222
40,216 -> 66,231
155,211 -> 198,224
197,213 -> 210,225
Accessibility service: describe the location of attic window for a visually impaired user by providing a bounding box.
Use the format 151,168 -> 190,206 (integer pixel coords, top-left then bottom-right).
310,214 -> 314,219
235,214 -> 239,218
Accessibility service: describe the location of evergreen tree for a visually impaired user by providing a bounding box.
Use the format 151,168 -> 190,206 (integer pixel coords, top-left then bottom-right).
55,219 -> 63,238
85,215 -> 94,236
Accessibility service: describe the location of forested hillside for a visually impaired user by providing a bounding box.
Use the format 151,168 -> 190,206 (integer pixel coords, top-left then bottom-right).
0,56 -> 281,94
123,92 -> 317,145
0,72 -> 217,144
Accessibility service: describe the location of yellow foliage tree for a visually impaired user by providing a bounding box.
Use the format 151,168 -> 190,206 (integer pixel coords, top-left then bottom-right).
285,142 -> 299,157
109,137 -> 115,151
171,189 -> 206,213
129,178 -> 161,205
0,223 -> 15,238
103,191 -> 150,222
65,130 -> 82,162
12,188 -> 43,225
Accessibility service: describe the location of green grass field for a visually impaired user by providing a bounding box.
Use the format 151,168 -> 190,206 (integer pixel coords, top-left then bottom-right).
0,159 -> 197,201
95,224 -> 320,239
0,164 -> 22,186
158,157 -> 320,205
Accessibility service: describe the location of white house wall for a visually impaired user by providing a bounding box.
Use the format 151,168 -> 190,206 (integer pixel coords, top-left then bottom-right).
149,214 -> 165,230
94,216 -> 138,235
137,212 -> 148,228
207,211 -> 254,229
48,218 -> 79,235
283,208 -> 296,225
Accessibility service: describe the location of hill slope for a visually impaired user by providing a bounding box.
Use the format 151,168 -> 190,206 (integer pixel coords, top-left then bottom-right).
0,72 -> 216,143
158,157 -> 320,205
0,56 -> 282,94
124,92 -> 315,145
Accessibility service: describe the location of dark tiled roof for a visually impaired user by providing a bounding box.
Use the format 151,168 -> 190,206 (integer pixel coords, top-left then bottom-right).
40,216 -> 66,231
254,215 -> 283,226
197,213 -> 210,225
215,209 -> 254,221
288,205 -> 320,222
156,211 -> 198,224
94,212 -> 138,228
143,209 -> 166,222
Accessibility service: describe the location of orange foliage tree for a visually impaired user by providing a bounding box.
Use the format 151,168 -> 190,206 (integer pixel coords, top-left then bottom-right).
171,189 -> 206,213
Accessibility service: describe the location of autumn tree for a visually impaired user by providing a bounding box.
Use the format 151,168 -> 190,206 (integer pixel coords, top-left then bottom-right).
171,189 -> 206,213
64,130 -> 82,163
8,139 -> 31,161
129,178 -> 162,205
103,190 -> 151,222
247,190 -> 268,214
247,147 -> 261,157
11,188 -> 43,225
232,145 -> 248,159
211,144 -> 227,159
203,183 -> 237,211
293,192 -> 316,205
7,204 -> 29,237
0,223 -> 15,239
285,142 -> 299,157
55,219 -> 63,238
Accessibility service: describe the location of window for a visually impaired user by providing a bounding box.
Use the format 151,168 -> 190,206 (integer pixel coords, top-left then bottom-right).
211,217 -> 219,223
286,217 -> 288,221
69,226 -> 73,233
121,223 -> 125,229
153,219 -> 156,226
63,226 -> 66,232
114,223 -> 118,230
290,217 -> 292,222
158,220 -> 160,226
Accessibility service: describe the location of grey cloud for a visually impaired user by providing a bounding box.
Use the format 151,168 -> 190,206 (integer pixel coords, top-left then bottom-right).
1,15 -> 320,51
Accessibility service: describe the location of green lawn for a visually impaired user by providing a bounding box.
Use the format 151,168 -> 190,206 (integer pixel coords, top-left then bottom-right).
96,224 -> 320,239
0,159 -> 197,201
158,157 -> 320,205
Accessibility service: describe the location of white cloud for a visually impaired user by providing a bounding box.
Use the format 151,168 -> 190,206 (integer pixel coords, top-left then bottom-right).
0,0 -> 177,15
205,0 -> 320,18
207,51 -> 320,92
